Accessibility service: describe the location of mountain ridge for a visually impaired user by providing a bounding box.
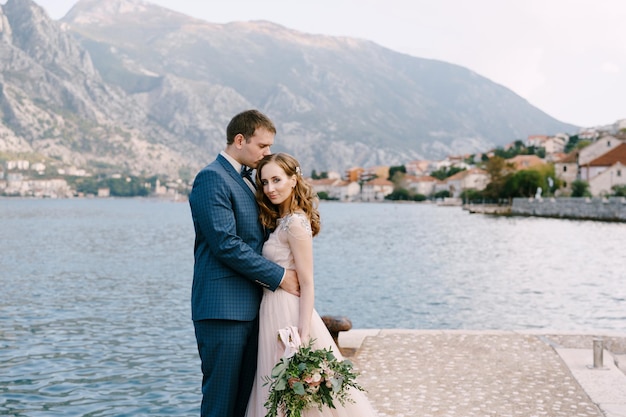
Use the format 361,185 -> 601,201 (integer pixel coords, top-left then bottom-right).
0,0 -> 578,178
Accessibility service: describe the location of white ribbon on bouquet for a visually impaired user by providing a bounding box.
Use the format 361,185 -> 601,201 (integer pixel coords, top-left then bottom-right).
277,326 -> 302,360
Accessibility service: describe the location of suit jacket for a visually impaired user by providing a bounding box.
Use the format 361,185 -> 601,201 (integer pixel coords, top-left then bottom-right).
189,154 -> 284,322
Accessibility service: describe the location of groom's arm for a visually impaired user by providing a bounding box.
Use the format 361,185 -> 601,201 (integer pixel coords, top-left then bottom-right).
190,167 -> 285,290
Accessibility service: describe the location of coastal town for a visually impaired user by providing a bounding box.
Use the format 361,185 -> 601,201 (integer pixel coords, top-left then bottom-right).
1,120 -> 625,202
311,127 -> 626,203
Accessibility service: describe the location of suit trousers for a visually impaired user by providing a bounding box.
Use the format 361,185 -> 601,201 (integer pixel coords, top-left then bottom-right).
194,318 -> 259,417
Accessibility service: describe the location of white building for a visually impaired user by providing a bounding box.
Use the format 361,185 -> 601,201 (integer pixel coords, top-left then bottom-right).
444,168 -> 489,197
6,160 -> 29,170
332,180 -> 361,201
308,178 -> 360,201
544,136 -> 567,154
584,143 -> 626,196
31,162 -> 46,174
554,151 -> 579,192
361,178 -> 394,201
589,163 -> 626,196
403,175 -> 440,196
28,179 -> 72,198
308,178 -> 338,196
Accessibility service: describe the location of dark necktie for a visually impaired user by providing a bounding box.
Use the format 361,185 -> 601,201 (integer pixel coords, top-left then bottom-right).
241,165 -> 256,189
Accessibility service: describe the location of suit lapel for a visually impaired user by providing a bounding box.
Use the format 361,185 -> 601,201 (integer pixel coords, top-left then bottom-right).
217,154 -> 257,199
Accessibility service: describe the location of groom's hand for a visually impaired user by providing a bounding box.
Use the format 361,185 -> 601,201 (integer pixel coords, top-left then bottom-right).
280,269 -> 300,297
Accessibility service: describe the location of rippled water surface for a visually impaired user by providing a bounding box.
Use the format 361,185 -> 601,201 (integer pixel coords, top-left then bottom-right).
1,198 -> 624,416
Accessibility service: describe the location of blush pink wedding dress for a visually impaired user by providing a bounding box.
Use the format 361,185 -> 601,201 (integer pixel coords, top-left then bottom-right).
245,213 -> 378,417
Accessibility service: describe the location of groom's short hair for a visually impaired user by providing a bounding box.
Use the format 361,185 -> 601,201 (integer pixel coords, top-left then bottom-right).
227,109 -> 276,145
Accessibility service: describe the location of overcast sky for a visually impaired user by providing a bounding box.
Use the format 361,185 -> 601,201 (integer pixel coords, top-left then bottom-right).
24,0 -> 626,128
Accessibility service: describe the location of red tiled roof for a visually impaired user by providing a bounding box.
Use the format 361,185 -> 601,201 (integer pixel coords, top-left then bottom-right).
507,154 -> 546,169
557,150 -> 578,163
364,178 -> 394,186
588,143 -> 626,166
446,168 -> 487,181
307,178 -> 337,186
404,175 -> 439,183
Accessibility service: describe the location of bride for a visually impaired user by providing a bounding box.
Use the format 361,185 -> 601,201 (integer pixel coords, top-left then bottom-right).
245,153 -> 377,417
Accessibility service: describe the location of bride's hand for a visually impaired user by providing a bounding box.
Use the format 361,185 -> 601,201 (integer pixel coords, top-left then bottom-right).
299,329 -> 311,345
279,270 -> 300,297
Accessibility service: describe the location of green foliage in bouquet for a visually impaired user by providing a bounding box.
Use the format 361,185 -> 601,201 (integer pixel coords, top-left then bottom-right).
263,340 -> 365,417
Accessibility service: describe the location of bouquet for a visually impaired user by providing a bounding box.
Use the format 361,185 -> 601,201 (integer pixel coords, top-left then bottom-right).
263,327 -> 365,417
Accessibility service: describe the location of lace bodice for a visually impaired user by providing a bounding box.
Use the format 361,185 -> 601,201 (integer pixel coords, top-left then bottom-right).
261,212 -> 312,270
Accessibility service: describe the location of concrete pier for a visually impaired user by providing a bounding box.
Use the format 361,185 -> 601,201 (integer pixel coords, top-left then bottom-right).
340,330 -> 626,417
511,197 -> 626,222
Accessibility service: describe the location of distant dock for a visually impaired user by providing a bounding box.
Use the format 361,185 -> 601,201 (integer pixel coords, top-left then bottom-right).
463,197 -> 626,222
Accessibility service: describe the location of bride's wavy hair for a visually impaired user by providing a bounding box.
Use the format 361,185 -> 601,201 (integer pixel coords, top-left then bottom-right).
255,153 -> 321,237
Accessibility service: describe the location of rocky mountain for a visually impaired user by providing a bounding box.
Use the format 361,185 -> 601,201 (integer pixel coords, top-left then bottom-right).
0,0 -> 578,178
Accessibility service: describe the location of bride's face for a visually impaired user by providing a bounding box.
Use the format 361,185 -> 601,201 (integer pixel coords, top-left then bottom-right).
260,161 -> 296,211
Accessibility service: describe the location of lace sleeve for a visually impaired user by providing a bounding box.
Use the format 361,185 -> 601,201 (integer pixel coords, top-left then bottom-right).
282,213 -> 312,241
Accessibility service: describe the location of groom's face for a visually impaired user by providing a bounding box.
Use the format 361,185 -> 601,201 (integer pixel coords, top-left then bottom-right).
240,127 -> 274,168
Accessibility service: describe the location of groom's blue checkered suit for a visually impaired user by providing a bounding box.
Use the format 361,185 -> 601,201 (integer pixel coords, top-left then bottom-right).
189,153 -> 284,417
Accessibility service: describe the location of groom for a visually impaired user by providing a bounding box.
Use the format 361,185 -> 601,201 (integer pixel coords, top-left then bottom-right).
189,109 -> 300,417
